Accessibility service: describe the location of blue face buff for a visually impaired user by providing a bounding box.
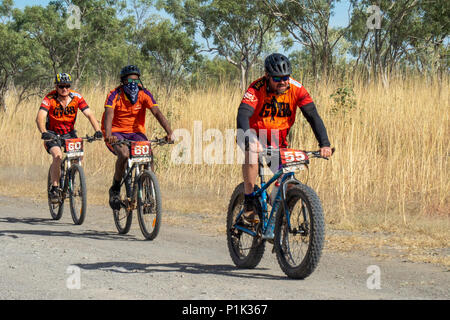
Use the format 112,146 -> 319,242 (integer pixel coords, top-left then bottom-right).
123,81 -> 139,104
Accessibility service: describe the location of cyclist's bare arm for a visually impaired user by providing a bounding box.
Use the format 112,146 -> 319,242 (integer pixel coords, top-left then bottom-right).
36,109 -> 48,134
103,107 -> 116,144
81,108 -> 101,132
150,106 -> 173,142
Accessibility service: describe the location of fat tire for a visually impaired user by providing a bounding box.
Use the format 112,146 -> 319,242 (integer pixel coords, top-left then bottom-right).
68,164 -> 87,225
226,183 -> 265,269
274,184 -> 325,279
137,170 -> 162,240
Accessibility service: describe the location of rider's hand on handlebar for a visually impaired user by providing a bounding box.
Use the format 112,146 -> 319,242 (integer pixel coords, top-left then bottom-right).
94,131 -> 103,140
41,131 -> 56,140
105,135 -> 118,144
248,140 -> 263,153
320,146 -> 333,158
164,132 -> 174,144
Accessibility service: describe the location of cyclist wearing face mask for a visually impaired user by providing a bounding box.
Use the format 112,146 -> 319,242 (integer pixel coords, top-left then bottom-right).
101,65 -> 173,209
236,53 -> 332,226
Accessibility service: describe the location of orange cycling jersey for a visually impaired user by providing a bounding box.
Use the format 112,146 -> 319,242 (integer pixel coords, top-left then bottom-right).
39,90 -> 89,135
101,86 -> 157,134
240,76 -> 313,147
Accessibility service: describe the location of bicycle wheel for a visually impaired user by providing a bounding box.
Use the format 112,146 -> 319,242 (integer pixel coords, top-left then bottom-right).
113,175 -> 133,234
68,164 -> 87,225
274,184 -> 325,279
226,183 -> 265,269
47,167 -> 64,220
137,170 -> 162,240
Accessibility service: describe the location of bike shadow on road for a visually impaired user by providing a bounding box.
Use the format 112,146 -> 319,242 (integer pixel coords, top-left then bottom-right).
75,261 -> 288,281
0,216 -> 74,226
0,228 -> 140,242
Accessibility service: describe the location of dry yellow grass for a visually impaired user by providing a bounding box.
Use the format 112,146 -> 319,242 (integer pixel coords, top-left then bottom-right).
0,75 -> 448,264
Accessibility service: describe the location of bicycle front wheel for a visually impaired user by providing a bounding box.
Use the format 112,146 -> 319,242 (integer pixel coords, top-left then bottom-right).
47,168 -> 64,220
137,170 -> 162,240
274,184 -> 325,279
68,164 -> 87,225
113,175 -> 133,234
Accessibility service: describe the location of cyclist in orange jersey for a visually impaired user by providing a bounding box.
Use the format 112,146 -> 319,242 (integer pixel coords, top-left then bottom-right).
236,53 -> 332,225
36,73 -> 102,201
102,65 -> 173,210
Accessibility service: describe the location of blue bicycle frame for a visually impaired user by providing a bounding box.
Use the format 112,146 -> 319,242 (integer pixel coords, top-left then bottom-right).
233,168 -> 299,239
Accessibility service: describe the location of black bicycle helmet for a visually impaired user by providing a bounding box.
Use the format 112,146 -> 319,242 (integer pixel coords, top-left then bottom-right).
120,65 -> 141,79
264,53 -> 292,76
54,73 -> 72,84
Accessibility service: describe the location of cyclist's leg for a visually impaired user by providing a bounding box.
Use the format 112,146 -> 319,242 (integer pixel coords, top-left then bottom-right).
243,151 -> 259,194
239,139 -> 261,224
44,130 -> 63,188
105,133 -> 128,208
49,146 -> 63,187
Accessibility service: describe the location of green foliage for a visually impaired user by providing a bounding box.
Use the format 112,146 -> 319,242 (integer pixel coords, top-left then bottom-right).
0,0 -> 447,113
139,19 -> 200,94
330,85 -> 356,115
161,0 -> 276,89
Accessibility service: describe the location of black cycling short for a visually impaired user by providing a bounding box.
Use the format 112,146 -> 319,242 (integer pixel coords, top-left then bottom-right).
44,130 -> 78,154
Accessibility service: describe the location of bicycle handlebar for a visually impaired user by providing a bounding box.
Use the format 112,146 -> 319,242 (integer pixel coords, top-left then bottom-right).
43,134 -> 101,143
261,147 -> 336,160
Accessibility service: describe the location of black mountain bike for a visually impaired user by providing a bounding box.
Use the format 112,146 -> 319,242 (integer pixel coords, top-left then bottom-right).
111,138 -> 171,240
46,134 -> 100,225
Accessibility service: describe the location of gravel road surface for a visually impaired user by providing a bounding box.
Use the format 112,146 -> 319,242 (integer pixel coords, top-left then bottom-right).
0,195 -> 448,300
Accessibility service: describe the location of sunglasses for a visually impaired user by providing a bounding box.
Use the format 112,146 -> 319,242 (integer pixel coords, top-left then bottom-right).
126,78 -> 140,84
271,75 -> 290,82
58,85 -> 71,89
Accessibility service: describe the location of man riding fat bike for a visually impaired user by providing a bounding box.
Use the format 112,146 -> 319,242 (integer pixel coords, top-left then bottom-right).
236,53 -> 332,226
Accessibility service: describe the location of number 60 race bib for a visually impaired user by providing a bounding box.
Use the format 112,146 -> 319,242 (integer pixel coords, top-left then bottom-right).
130,141 -> 151,161
65,138 -> 84,158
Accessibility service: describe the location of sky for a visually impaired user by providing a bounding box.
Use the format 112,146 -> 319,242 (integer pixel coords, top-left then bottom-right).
12,0 -> 352,28
12,0 -> 353,57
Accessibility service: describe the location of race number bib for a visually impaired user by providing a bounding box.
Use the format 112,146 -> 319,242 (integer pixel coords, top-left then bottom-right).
130,141 -> 151,157
280,148 -> 308,165
65,138 -> 84,157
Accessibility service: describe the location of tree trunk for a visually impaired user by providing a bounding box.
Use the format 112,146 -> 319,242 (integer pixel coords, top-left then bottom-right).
240,63 -> 247,92
0,88 -> 7,113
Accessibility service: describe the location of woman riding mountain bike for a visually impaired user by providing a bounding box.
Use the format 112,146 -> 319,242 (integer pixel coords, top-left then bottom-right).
36,72 -> 103,202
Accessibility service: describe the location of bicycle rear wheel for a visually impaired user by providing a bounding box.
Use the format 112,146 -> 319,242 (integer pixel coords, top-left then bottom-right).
226,183 -> 265,269
47,168 -> 64,220
113,175 -> 133,234
137,170 -> 162,240
274,184 -> 325,279
68,164 -> 87,225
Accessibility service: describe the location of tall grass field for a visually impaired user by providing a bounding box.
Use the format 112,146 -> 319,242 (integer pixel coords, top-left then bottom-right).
0,75 -> 448,264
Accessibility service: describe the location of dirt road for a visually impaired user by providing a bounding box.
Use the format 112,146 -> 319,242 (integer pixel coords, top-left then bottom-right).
0,195 -> 448,300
